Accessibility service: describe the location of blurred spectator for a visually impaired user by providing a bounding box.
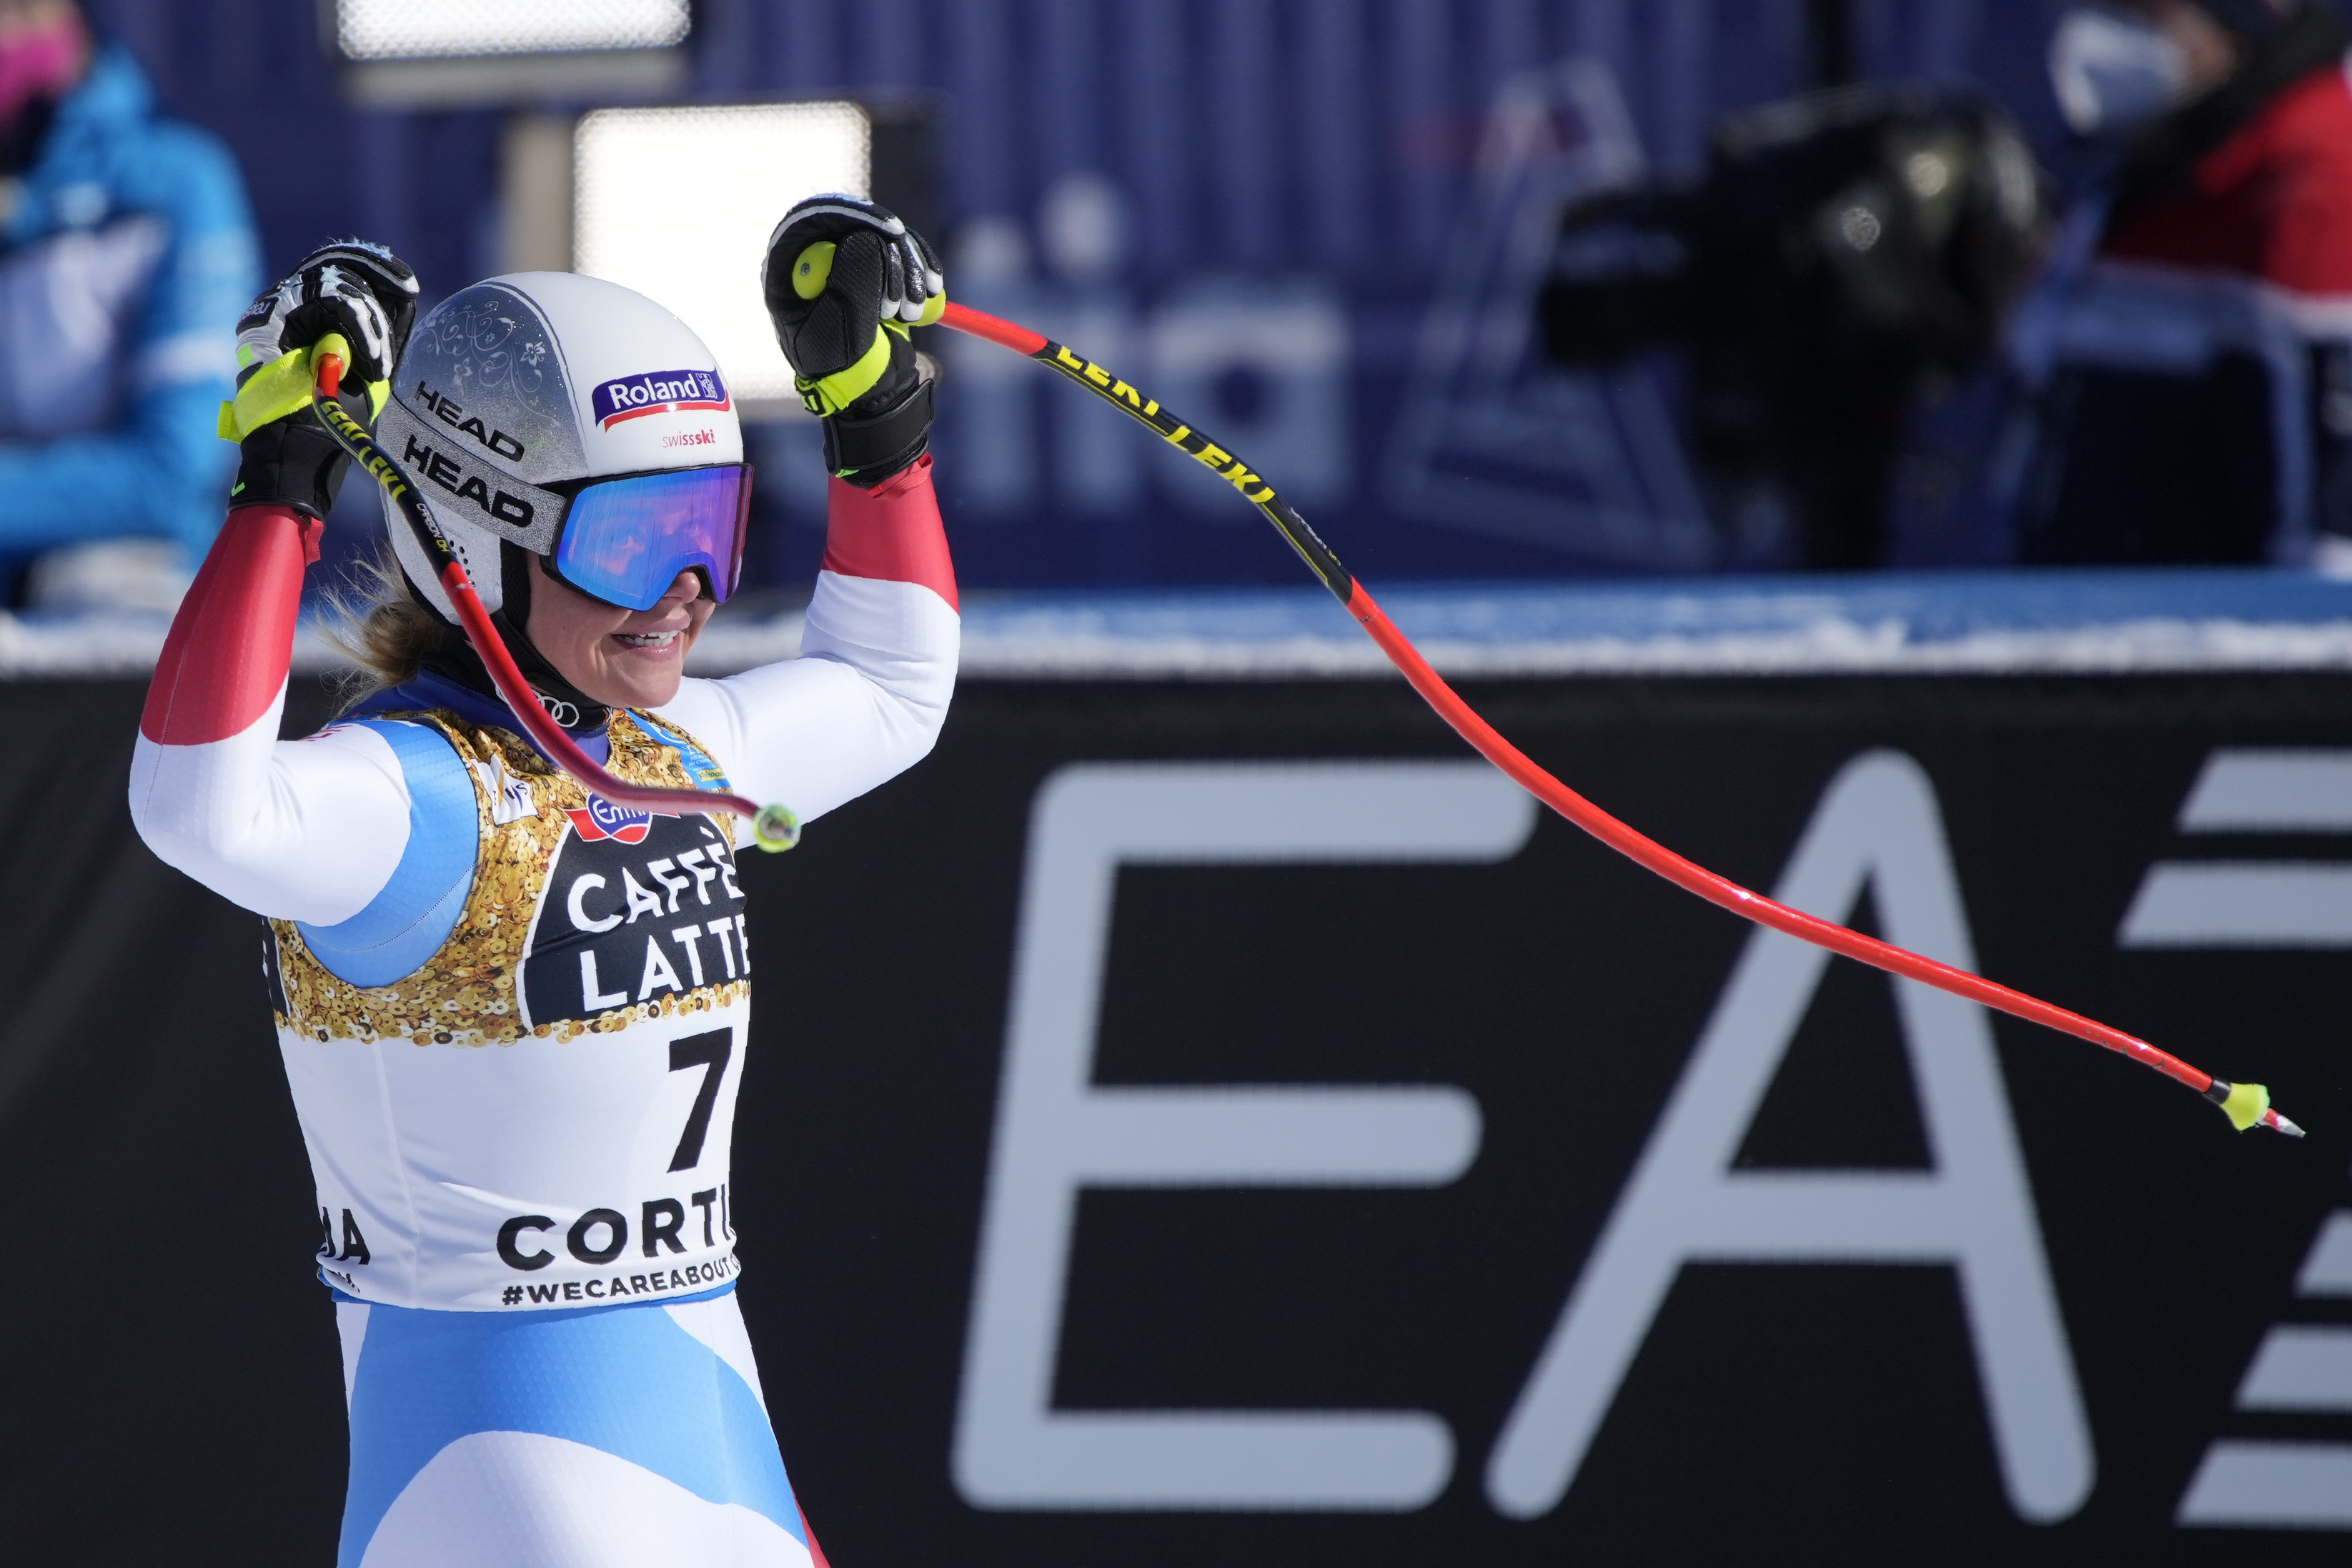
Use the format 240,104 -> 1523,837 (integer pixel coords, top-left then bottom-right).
0,0 -> 256,610
2008,0 -> 2352,565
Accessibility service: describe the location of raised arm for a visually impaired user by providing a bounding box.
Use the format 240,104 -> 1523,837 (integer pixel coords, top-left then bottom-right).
129,245 -> 430,923
656,194 -> 958,823
656,455 -> 957,819
129,503 -> 417,921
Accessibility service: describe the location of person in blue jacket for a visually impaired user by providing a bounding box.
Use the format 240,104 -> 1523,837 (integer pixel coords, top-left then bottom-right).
0,0 -> 257,605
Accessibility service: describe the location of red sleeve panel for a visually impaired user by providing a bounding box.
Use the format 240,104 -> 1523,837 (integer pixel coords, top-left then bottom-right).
818,454 -> 958,614
139,505 -> 323,745
2105,64 -> 2352,296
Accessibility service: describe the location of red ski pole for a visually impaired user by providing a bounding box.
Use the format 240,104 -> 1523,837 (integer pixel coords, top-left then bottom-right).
940,299 -> 2303,1138
311,352 -> 802,853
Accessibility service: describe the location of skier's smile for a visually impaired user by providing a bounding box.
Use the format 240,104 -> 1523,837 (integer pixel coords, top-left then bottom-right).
525,554 -> 715,711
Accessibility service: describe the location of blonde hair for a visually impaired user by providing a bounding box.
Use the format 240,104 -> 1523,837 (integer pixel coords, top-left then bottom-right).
322,544 -> 462,708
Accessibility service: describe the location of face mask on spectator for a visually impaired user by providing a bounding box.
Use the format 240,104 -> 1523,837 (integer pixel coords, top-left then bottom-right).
0,16 -> 81,142
2048,5 -> 2193,135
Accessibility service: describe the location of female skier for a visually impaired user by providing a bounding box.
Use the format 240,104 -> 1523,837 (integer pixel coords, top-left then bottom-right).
129,197 -> 954,1567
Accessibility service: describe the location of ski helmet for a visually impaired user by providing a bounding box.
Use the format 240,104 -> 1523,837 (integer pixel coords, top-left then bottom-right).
377,271 -> 750,626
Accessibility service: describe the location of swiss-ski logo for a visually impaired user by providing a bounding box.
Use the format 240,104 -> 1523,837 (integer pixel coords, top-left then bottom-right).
475,753 -> 537,826
592,368 -> 729,429
566,795 -> 674,845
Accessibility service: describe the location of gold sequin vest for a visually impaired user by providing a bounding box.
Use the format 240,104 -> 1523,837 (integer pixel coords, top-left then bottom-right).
267,708 -> 753,1311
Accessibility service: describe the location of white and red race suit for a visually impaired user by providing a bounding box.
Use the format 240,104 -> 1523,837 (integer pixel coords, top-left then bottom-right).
128,459 -> 958,1313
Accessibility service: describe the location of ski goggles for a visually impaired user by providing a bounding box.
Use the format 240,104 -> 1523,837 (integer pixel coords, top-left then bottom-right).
544,463 -> 754,612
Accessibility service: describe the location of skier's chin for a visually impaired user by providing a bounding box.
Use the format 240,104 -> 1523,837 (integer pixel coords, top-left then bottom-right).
591,630 -> 693,708
525,553 -> 708,711
538,628 -> 694,712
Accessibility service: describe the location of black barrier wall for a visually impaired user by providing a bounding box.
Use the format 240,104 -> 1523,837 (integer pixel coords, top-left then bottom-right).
3,675 -> 2349,1564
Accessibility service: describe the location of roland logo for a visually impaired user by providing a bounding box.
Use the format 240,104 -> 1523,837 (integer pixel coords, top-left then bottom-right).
593,368 -> 730,430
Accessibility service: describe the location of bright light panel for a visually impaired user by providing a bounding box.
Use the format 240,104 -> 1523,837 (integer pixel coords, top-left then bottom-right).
574,104 -> 871,403
337,0 -> 689,61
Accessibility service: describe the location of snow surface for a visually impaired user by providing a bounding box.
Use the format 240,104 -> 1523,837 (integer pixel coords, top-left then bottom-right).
19,569 -> 2352,681
690,570 -> 2352,679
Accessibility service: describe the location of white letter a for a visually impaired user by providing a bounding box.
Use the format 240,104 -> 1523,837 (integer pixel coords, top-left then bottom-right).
1485,750 -> 2093,1523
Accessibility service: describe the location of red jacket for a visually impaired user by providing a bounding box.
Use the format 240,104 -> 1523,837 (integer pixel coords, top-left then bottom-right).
2013,55 -> 2352,564
2104,59 -> 2352,299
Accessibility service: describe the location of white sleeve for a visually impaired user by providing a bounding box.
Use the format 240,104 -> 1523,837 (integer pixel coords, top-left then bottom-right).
129,682 -> 415,925
655,570 -> 960,824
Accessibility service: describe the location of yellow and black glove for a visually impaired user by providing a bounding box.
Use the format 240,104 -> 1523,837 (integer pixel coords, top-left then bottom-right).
219,241 -> 419,518
760,196 -> 942,487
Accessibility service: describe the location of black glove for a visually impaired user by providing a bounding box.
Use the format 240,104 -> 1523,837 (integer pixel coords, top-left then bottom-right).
222,241 -> 420,519
761,196 -> 942,487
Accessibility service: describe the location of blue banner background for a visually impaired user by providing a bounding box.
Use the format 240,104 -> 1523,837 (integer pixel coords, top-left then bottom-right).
77,1 -> 2316,589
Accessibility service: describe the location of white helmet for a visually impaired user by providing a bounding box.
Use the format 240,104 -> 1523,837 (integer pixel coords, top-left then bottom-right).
379,272 -> 749,625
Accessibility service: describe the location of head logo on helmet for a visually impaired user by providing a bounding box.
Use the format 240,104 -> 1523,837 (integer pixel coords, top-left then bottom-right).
593,369 -> 730,430
375,272 -> 746,627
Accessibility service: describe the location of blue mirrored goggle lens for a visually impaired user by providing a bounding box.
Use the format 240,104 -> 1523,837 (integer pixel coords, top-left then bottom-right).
552,466 -> 750,612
